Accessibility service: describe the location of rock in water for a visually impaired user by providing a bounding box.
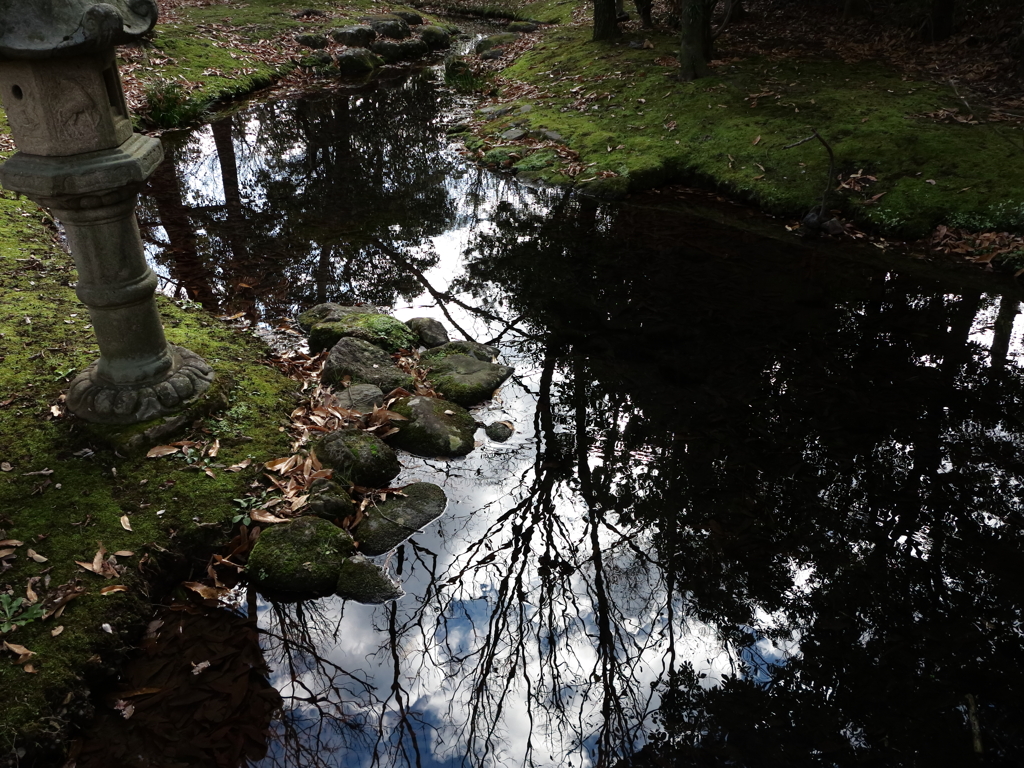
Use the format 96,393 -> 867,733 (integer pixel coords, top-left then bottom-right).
331,25 -> 377,46
425,340 -> 499,361
308,311 -> 416,354
297,303 -> 389,332
305,478 -> 356,523
418,25 -> 451,49
322,337 -> 415,392
335,47 -> 384,76
388,396 -> 477,457
336,383 -> 385,413
354,482 -> 448,555
405,317 -> 450,348
247,517 -> 355,599
317,428 -> 401,487
485,421 -> 514,442
335,555 -> 404,603
422,352 -> 513,406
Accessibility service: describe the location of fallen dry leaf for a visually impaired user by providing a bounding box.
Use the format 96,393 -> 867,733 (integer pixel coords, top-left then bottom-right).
225,458 -> 252,472
3,641 -> 35,664
0,539 -> 23,547
100,585 -> 128,595
120,515 -> 132,532
146,445 -> 180,458
26,548 -> 47,563
51,626 -> 64,637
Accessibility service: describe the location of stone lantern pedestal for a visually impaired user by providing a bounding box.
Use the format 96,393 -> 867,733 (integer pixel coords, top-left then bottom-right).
0,1 -> 214,425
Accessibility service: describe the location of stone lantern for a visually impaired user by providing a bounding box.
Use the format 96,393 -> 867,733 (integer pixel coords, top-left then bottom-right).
0,0 -> 214,425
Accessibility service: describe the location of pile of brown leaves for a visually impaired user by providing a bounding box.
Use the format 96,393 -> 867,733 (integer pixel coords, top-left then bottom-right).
929,225 -> 1024,270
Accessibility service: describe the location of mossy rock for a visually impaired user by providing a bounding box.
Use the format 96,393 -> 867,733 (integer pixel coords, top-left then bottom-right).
362,15 -> 411,39
308,312 -> 416,354
353,482 -> 448,556
392,10 -> 423,25
305,477 -> 356,523
370,39 -> 403,63
316,429 -> 401,487
332,25 -> 376,47
336,47 -> 384,76
419,25 -> 451,50
421,353 -> 514,407
247,517 -> 355,599
335,554 -> 404,603
484,146 -> 517,166
322,337 -> 415,392
387,396 -> 477,457
475,33 -> 518,55
297,303 -> 389,332
398,37 -> 429,60
506,21 -> 539,32
421,340 -> 498,362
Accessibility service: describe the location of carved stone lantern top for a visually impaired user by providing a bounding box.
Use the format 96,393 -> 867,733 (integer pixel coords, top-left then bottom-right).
0,0 -> 157,61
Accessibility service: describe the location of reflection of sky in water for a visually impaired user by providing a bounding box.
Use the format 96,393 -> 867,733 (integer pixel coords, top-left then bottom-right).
250,219 -> 799,768
139,77 -> 1024,768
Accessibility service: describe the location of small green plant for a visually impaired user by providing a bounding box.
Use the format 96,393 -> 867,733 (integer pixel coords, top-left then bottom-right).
0,594 -> 44,634
143,78 -> 208,129
232,494 -> 269,527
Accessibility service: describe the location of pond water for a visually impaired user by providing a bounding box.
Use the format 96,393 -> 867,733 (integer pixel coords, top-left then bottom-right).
85,69 -> 1024,767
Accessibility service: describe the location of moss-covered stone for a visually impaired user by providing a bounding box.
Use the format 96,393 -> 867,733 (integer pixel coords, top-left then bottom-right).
353,482 -> 448,555
335,554 -> 404,603
317,428 -> 401,487
422,354 -> 514,406
308,312 -> 417,354
419,25 -> 452,50
322,337 -> 416,392
305,477 -> 357,523
421,340 -> 499,362
476,33 -> 519,54
296,302 -> 388,332
247,517 -> 355,599
387,396 -> 478,456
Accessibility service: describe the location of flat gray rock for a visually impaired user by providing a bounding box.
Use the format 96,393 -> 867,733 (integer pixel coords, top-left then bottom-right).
336,383 -> 385,413
354,482 -> 448,556
336,555 -> 404,603
388,396 -> 477,457
323,337 -> 415,392
305,477 -> 356,523
317,428 -> 401,487
405,317 -> 450,348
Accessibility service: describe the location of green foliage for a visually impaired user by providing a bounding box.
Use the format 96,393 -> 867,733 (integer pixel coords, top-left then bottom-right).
0,595 -> 44,634
143,78 -> 209,128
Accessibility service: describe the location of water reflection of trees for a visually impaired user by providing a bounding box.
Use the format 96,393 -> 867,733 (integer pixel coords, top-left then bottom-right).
139,75 -> 460,322
252,191 -> 1024,768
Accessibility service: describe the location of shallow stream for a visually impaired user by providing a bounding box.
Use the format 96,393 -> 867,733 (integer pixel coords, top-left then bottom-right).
80,68 -> 1024,767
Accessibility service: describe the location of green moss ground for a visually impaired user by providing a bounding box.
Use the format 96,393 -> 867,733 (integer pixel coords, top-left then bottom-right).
127,0 -> 451,127
0,187 -> 295,756
473,25 -> 1024,238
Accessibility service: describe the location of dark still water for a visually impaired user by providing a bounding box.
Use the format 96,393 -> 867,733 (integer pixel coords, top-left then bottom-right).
125,71 -> 1024,767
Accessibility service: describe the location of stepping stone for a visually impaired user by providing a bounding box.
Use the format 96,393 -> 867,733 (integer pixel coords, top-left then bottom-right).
322,337 -> 415,392
354,482 -> 448,555
247,517 -> 355,599
387,396 -> 477,457
317,428 -> 401,487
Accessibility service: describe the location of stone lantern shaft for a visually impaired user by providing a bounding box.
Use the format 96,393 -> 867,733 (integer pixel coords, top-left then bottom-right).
0,0 -> 214,424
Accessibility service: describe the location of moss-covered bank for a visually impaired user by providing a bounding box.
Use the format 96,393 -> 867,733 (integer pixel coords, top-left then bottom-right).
461,23 -> 1024,239
0,186 -> 295,761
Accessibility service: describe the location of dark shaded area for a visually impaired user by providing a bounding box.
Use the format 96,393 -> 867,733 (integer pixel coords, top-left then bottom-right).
70,600 -> 280,768
125,81 -> 1024,768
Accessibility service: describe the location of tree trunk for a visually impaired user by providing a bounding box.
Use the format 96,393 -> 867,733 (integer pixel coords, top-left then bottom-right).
679,0 -> 711,81
593,0 -> 620,41
635,0 -> 653,27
